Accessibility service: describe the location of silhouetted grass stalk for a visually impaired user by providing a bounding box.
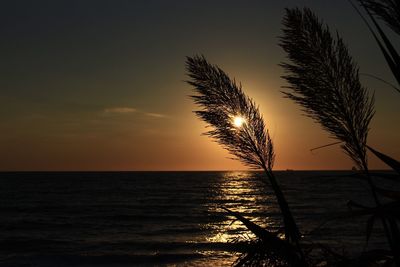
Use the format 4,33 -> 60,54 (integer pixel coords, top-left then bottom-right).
350,0 -> 400,261
185,4 -> 400,264
280,7 -> 399,264
351,1 -> 400,262
186,55 -> 306,265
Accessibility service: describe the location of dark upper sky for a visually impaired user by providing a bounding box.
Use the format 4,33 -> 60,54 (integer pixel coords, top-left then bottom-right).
1,1 -> 399,170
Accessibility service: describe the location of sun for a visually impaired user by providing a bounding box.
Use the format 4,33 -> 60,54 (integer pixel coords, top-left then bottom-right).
233,116 -> 246,128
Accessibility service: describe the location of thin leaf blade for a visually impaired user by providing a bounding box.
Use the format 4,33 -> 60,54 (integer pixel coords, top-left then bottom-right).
367,145 -> 400,175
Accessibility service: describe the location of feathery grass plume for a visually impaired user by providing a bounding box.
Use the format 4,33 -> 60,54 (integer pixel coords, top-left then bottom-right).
359,0 -> 400,35
185,55 -> 302,247
280,8 -> 400,264
186,55 -> 274,170
280,7 -> 375,170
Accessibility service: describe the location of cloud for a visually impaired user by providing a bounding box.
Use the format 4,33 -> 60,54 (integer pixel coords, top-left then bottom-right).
102,107 -> 167,119
145,112 -> 167,118
104,107 -> 137,114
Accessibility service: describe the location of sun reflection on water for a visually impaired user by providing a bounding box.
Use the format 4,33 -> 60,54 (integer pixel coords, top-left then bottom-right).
205,171 -> 281,244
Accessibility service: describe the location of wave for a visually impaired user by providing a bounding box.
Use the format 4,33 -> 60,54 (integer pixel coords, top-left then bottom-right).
0,252 -> 208,267
0,171 -> 393,266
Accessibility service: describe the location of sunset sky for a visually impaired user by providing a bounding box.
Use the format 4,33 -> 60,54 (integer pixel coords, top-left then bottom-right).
1,0 -> 399,171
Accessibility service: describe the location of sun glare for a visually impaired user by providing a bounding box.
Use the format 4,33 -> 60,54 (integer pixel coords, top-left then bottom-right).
233,116 -> 246,128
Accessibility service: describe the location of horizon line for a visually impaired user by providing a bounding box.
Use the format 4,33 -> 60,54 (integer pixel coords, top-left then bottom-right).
0,169 -> 392,173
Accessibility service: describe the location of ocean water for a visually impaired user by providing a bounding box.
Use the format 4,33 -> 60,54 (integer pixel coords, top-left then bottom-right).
0,171 -> 391,266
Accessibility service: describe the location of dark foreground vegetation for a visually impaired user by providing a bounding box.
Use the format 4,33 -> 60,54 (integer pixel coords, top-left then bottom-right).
186,1 -> 400,266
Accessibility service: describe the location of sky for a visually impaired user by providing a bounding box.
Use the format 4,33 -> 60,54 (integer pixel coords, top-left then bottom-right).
1,0 -> 399,171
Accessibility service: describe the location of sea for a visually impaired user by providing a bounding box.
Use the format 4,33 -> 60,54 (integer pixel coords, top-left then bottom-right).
0,171 -> 393,266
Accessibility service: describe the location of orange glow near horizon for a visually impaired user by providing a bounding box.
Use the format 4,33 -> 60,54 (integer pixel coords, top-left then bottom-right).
1,1 -> 399,171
